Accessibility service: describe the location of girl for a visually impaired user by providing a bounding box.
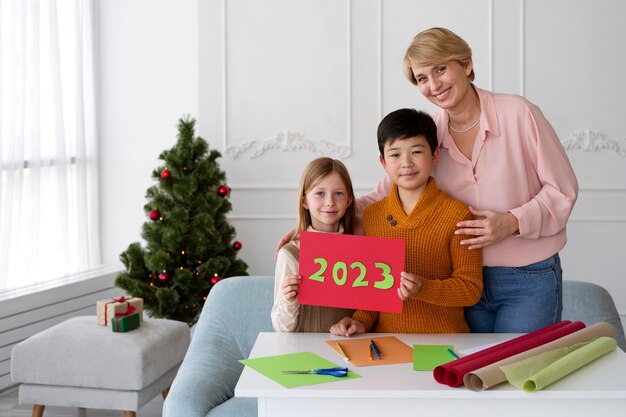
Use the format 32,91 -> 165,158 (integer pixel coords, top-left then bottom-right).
271,157 -> 356,332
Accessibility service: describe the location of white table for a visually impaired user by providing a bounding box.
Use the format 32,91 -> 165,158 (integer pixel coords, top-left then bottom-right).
235,332 -> 626,417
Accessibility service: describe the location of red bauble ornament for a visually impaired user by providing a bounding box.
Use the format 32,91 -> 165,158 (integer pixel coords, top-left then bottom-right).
217,185 -> 230,197
160,169 -> 171,180
233,241 -> 242,251
149,209 -> 161,221
158,271 -> 169,281
210,275 -> 221,285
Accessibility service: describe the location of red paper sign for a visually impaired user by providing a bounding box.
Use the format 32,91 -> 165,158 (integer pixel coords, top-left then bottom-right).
298,231 -> 405,313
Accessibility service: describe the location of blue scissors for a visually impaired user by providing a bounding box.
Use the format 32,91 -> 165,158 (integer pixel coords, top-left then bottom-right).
281,366 -> 348,377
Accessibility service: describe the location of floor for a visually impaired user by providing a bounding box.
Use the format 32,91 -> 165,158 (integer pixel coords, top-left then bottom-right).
0,387 -> 164,417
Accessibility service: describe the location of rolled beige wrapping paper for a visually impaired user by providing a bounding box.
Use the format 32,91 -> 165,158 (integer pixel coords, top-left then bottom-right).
463,322 -> 615,391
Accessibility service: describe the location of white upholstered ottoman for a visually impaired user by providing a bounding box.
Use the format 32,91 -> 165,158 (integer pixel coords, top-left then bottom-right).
10,316 -> 191,417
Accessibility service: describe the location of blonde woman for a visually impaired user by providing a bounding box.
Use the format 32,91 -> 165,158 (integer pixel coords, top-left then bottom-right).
365,27 -> 578,333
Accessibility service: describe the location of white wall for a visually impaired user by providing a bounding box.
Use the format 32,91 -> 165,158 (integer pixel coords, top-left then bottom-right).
98,0 -> 199,267
98,0 -> 626,321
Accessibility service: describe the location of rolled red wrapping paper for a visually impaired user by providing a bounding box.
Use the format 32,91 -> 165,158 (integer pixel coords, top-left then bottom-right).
433,321 -> 570,384
463,322 -> 615,391
433,320 -> 586,387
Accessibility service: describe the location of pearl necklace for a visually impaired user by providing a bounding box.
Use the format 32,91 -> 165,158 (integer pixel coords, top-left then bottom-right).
448,115 -> 480,133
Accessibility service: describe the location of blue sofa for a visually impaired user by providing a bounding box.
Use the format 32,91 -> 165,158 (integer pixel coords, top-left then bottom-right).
163,276 -> 273,417
163,276 -> 626,417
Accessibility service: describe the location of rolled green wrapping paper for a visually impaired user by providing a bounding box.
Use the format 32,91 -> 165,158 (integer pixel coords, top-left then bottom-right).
463,322 -> 615,391
500,336 -> 617,393
433,321 -> 585,387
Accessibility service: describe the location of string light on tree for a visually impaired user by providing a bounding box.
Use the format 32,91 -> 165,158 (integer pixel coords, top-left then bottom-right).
210,274 -> 221,285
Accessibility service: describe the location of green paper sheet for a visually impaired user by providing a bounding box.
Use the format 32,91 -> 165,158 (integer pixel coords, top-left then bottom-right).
240,351 -> 361,388
499,336 -> 617,392
413,344 -> 457,371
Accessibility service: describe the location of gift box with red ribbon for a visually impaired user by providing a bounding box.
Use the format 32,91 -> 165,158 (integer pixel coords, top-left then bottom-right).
111,311 -> 141,333
96,296 -> 143,326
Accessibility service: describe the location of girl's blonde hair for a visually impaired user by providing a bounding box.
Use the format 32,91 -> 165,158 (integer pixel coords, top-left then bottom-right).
293,157 -> 355,240
403,27 -> 474,85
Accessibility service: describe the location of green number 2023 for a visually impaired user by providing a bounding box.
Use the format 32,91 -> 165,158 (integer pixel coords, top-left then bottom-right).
308,258 -> 394,290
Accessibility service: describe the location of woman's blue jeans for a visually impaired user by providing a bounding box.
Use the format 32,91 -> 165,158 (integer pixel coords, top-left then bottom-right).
465,253 -> 563,333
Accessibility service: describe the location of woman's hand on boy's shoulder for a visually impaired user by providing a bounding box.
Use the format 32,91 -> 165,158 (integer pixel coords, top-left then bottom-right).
330,317 -> 366,337
455,207 -> 519,250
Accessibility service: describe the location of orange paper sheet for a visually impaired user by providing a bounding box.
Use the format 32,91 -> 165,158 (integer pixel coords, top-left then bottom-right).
326,336 -> 413,367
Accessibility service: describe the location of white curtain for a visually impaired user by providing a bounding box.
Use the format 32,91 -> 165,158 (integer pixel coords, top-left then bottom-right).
0,0 -> 100,292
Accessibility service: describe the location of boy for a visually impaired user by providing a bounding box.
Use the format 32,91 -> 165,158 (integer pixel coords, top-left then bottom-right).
330,108 -> 483,335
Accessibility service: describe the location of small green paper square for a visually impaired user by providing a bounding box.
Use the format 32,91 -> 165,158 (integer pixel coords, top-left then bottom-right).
240,351 -> 361,388
413,344 -> 457,371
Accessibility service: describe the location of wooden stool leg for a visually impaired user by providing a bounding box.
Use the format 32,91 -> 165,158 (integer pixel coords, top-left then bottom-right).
32,404 -> 45,417
162,387 -> 170,399
122,412 -> 136,417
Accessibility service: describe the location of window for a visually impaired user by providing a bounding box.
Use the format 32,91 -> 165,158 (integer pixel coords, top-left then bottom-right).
0,0 -> 100,293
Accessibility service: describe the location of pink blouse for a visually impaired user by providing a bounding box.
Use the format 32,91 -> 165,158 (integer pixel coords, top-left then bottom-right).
359,86 -> 578,267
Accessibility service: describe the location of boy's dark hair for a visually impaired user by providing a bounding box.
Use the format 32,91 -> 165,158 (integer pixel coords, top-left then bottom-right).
377,108 -> 438,156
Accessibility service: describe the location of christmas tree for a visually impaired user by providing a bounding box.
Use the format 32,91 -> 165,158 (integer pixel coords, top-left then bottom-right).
116,116 -> 248,325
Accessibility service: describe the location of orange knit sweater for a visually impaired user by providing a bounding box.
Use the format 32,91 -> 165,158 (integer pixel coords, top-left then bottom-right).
354,178 -> 483,333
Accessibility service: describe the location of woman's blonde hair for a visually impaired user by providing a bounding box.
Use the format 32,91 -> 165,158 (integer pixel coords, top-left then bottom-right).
293,157 -> 355,240
403,27 -> 474,85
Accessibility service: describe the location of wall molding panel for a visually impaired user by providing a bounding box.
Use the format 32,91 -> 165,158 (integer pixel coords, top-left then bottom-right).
562,129 -> 626,157
220,0 -> 353,160
225,130 -> 352,160
222,126 -> 626,159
